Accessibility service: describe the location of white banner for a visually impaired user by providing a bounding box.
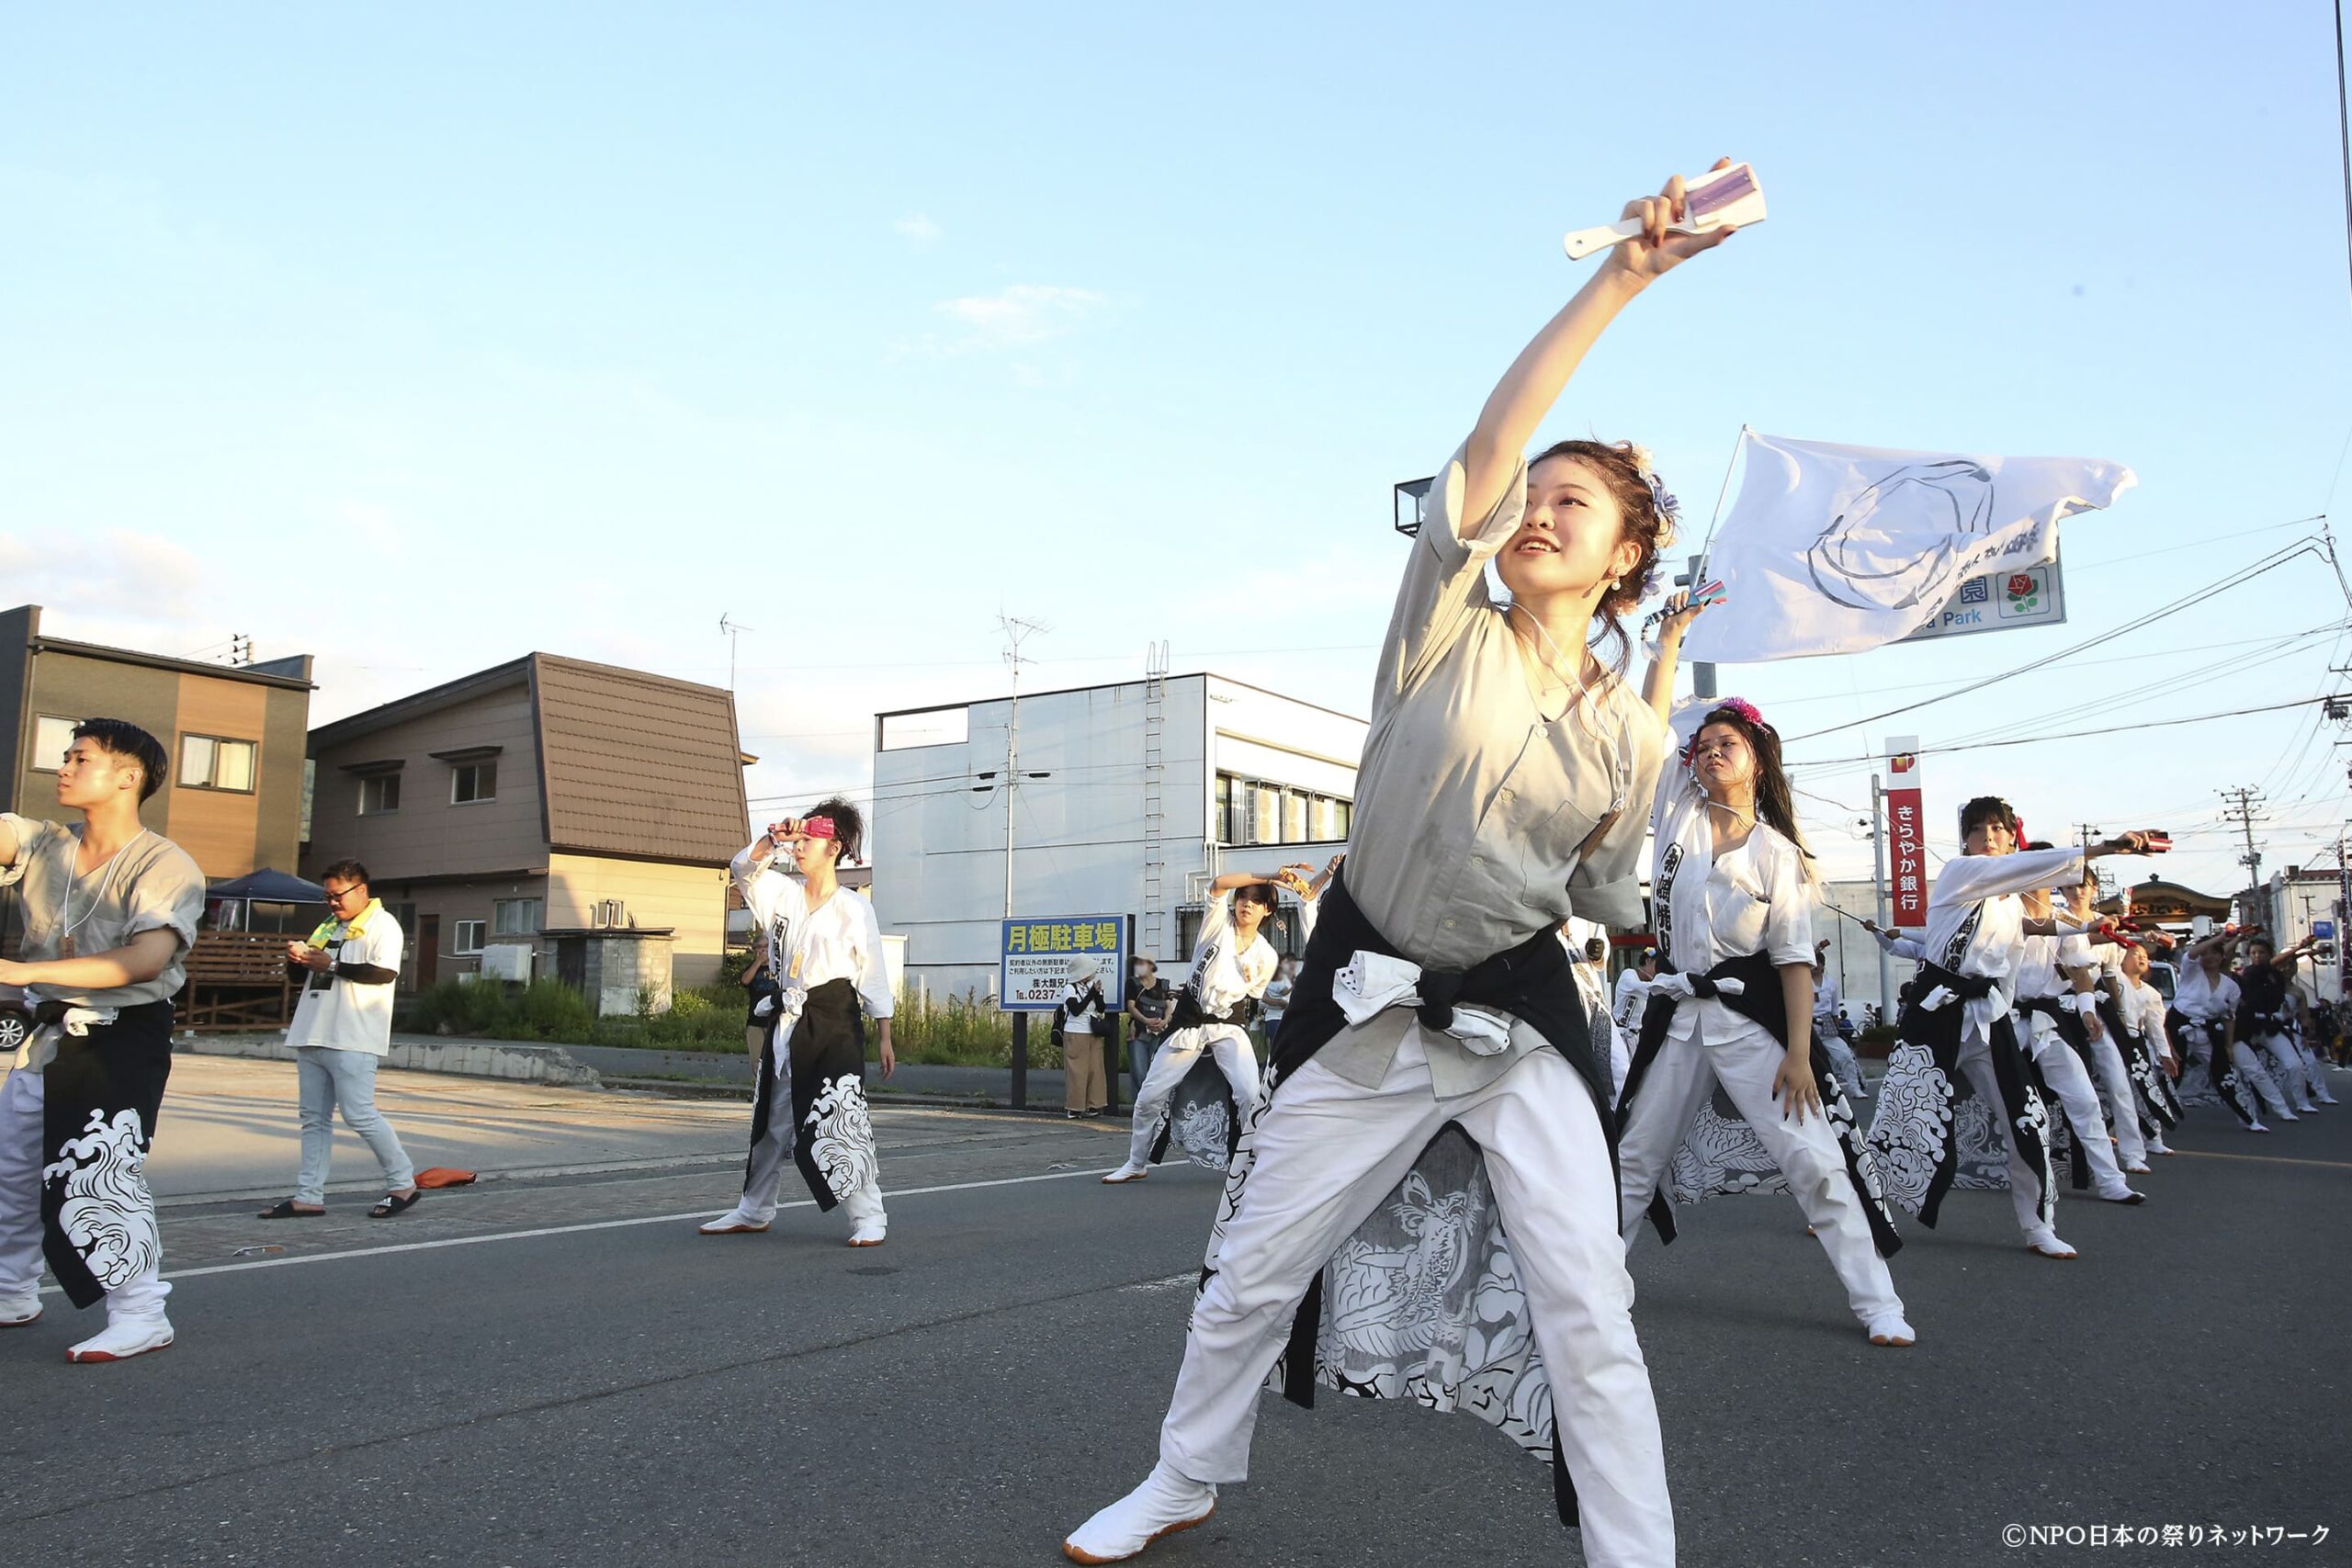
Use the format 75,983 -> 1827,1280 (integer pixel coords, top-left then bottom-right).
1680,433 -> 2133,663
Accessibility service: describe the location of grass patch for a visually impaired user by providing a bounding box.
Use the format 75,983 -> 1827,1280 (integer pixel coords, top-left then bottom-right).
392,980 -> 1068,1068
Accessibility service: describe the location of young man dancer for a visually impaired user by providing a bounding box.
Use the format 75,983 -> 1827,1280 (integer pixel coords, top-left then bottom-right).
698,801 -> 896,1246
2172,933 -> 2276,1131
0,720 -> 206,1361
2007,877 -> 2145,1204
1102,863 -> 1317,1182
1865,800 -> 2152,1259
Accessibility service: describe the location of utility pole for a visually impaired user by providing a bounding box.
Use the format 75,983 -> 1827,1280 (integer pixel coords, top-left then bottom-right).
1870,775 -> 1892,1015
999,615 -> 1047,919
2218,785 -> 2268,927
2072,823 -> 2110,901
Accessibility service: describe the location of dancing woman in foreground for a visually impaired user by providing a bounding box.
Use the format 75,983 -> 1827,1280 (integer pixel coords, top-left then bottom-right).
1065,162 -> 1740,1568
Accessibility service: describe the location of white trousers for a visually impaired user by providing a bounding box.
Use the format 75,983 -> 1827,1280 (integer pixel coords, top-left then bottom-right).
2244,1032 -> 2309,1115
1125,1023 -> 1261,1168
1951,1027 -> 2059,1242
0,1069 -> 170,1324
738,1039 -> 884,1229
2023,1022 -> 2132,1199
1157,1032 -> 1673,1568
2301,1039 -> 2338,1100
1821,1033 -> 1868,1100
1616,1019 -> 1903,1328
2226,1040 -> 2292,1121
2085,1032 -> 2146,1167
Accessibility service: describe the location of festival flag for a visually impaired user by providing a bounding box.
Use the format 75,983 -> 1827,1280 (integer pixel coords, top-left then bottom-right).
1680,433 -> 2134,662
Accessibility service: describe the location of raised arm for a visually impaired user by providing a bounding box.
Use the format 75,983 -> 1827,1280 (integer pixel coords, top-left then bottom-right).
1462,162 -> 1737,526
1640,592 -> 1714,727
1210,866 -> 1314,897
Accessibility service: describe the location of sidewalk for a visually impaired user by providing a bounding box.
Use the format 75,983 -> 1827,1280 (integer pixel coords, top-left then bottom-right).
180,1031 -> 1124,1111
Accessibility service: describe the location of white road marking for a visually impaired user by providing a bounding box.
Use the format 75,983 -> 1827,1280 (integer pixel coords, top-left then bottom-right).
34,1164 -> 1132,1293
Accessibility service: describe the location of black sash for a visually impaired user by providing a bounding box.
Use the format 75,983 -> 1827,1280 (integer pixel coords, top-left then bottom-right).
745,977 -> 871,1211
1262,871 -> 1606,1531
1615,952 -> 1902,1257
40,998 -> 175,1310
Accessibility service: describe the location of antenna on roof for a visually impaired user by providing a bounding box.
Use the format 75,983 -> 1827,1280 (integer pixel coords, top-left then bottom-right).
718,614 -> 755,691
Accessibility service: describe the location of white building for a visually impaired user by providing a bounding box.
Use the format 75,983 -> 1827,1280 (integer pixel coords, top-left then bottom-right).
2254,862 -> 2348,998
872,671 -> 1363,1001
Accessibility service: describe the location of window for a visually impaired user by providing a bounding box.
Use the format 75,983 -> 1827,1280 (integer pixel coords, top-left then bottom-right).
492,897 -> 541,937
452,761 -> 498,805
359,773 -> 402,815
453,919 -> 486,955
31,716 -> 77,772
178,734 -> 257,792
1215,772 -> 1351,845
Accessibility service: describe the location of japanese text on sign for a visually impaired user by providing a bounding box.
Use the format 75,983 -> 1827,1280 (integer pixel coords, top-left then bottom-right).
999,915 -> 1128,1011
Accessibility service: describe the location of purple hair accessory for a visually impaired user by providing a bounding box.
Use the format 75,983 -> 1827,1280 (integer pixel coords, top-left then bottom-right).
1644,471 -> 1681,528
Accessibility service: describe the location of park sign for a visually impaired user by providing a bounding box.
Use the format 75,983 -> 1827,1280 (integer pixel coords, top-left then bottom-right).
1901,554 -> 2067,644
999,915 -> 1128,1012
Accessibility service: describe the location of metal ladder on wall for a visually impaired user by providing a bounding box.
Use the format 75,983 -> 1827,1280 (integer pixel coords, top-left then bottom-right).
1141,641 -> 1170,959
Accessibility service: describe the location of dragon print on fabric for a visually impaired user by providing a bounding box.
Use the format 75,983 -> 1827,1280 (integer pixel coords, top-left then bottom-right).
1665,1092 -> 1785,1201
41,1108 -> 161,1292
1170,1099 -> 1235,1172
1866,1041 -> 1954,1214
1291,1130 -> 1556,1468
802,1072 -> 876,1203
1947,1092 -> 2010,1188
1197,1113 -> 1563,1477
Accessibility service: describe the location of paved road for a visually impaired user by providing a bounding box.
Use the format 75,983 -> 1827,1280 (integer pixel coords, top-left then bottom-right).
3,1060 -> 2345,1567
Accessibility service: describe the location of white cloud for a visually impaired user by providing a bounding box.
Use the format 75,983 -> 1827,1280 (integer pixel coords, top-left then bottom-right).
934,284 -> 1106,351
893,212 -> 943,244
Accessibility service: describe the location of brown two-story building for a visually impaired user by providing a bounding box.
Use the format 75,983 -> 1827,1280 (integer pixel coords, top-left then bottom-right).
301,652 -> 750,1000
0,604 -> 313,878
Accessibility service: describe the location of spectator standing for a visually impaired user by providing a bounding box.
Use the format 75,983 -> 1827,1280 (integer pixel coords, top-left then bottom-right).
259,860 -> 419,1221
1258,957 -> 1298,1058
1057,957 -> 1109,1118
1125,957 -> 1173,1091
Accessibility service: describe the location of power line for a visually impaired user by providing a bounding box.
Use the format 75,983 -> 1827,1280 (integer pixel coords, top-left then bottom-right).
1786,693 -> 2343,770
1783,536 -> 2331,744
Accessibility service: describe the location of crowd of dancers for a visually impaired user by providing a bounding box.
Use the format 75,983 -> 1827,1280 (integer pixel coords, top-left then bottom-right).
0,162 -> 2336,1568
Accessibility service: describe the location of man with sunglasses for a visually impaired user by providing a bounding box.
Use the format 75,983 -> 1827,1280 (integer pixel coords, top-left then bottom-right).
258,860 -> 419,1221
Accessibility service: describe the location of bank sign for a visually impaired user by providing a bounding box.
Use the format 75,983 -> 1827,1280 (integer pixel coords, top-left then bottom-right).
999,915 -> 1128,1011
1903,557 -> 2066,644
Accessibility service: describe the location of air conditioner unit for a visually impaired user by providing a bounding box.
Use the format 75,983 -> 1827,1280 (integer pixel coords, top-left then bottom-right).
592,899 -> 627,929
479,943 -> 534,982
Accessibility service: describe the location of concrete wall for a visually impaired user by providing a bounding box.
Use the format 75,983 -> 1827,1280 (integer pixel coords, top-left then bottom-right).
547,852 -> 729,987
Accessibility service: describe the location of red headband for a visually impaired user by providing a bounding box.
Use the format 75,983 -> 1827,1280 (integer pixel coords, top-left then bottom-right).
803,817 -> 837,840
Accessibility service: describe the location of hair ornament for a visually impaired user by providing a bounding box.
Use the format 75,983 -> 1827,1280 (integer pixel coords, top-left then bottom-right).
1710,695 -> 1773,738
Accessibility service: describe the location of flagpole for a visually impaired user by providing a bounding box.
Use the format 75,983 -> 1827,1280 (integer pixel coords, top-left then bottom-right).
1690,424 -> 1750,703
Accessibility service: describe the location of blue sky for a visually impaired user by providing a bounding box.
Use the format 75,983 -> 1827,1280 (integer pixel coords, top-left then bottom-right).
5,4 -> 2350,897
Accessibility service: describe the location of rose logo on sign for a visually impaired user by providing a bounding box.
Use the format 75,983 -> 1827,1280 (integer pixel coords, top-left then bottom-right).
2002,570 -> 2041,615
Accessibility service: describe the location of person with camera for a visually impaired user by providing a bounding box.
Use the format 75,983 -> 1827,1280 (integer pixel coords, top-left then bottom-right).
1057,956 -> 1110,1118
